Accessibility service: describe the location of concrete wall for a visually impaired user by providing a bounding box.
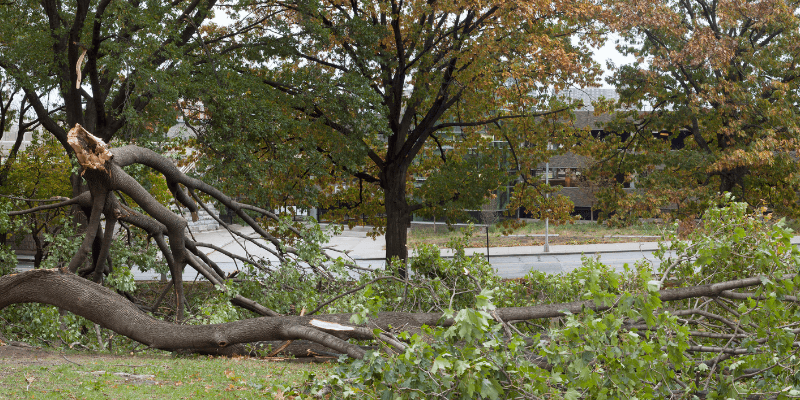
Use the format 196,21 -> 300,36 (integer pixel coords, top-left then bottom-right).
0,126 -> 34,156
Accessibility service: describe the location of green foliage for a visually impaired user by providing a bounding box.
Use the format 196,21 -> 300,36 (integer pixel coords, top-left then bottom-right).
190,281 -> 245,325
314,290 -> 523,400
0,303 -> 95,348
658,194 -> 800,285
306,199 -> 800,398
349,227 -> 503,317
256,263 -> 325,316
36,222 -> 83,270
118,162 -> 174,209
309,282 -> 688,399
595,0 -> 800,220
0,243 -> 15,276
0,200 -> 21,276
0,131 -> 71,200
505,257 -> 648,308
0,132 -> 72,267
111,234 -> 166,281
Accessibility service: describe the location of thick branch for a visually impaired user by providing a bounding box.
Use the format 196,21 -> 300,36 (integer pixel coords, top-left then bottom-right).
3,269 -> 795,359
0,270 -> 382,358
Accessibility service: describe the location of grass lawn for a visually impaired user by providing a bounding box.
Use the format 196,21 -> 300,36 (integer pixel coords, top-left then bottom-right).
0,345 -> 331,399
408,220 -> 675,249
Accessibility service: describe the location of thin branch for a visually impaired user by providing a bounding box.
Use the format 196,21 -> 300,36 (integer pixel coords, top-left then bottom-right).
308,276 -> 407,316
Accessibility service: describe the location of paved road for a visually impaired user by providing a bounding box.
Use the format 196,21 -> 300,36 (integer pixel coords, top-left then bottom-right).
12,224 -> 698,280
13,224 -> 799,281
15,247 -> 670,281
485,251 -> 666,278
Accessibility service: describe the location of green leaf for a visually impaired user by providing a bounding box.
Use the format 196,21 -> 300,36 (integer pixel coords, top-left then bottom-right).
565,388 -> 581,400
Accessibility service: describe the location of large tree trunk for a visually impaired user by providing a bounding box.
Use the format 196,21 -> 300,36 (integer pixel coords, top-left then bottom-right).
718,165 -> 747,194
2,268 -> 792,358
0,269 -> 371,357
383,165 -> 411,270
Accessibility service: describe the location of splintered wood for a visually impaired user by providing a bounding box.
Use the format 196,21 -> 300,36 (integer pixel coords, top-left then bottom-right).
67,124 -> 113,173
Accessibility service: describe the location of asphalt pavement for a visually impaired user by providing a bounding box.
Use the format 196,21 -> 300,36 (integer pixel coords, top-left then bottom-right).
19,224 -> 796,280
133,224 -> 673,280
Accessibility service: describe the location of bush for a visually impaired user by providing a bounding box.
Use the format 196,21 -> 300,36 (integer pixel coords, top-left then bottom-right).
305,198 -> 800,399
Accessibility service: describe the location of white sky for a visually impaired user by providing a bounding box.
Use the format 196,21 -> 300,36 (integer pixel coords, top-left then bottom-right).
591,34 -> 638,88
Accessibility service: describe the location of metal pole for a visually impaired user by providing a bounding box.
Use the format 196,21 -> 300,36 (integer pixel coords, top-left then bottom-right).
544,161 -> 550,252
486,224 -> 490,262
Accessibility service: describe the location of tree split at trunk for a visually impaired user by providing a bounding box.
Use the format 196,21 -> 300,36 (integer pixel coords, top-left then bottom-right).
9,124 -> 363,322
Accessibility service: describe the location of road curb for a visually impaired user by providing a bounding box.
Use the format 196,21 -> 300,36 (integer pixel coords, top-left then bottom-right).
350,236 -> 800,261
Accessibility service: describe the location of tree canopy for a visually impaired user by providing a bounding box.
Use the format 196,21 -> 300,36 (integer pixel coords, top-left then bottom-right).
0,0 -> 226,149
191,0 -> 605,263
593,0 -> 800,219
0,0 -> 336,321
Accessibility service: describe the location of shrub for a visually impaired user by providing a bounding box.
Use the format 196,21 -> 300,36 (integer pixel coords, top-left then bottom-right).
305,198 -> 800,399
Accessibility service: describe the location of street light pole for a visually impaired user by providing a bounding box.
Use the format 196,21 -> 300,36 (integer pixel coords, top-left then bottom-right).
544,161 -> 550,253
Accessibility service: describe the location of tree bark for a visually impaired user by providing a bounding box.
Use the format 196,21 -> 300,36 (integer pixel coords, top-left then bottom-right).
0,269 -> 371,357
718,165 -> 748,194
383,165 -> 411,271
3,268 -> 790,358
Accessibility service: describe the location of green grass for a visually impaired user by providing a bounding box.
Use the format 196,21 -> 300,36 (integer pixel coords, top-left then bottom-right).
0,349 -> 332,399
408,220 -> 674,248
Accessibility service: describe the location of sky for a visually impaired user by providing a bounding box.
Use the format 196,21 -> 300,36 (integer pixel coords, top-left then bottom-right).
591,34 -> 638,88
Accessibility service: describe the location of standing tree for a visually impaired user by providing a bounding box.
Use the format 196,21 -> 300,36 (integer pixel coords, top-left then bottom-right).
0,0 -> 592,354
192,0 -> 605,265
596,0 -> 800,218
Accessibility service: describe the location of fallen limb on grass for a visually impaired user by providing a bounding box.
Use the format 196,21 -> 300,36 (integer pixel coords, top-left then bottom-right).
1,269 -> 796,358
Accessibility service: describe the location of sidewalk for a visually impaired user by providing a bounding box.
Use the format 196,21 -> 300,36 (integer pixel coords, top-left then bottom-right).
183,225 -> 671,277
189,224 -> 800,262
16,224 -> 800,267
16,225 -> 800,280
323,225 -> 663,261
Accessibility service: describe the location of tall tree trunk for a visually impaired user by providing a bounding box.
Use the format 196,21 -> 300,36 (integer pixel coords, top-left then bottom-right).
719,166 -> 747,195
383,165 -> 410,274
716,130 -> 748,196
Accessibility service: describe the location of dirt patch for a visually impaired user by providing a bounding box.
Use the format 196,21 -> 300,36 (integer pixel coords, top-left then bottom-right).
407,220 -> 670,249
0,344 -> 62,366
0,343 -> 148,367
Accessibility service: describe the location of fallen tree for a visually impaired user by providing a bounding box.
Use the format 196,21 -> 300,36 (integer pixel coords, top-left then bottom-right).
2,262 -> 797,361
2,139 -> 799,398
9,125 -> 361,322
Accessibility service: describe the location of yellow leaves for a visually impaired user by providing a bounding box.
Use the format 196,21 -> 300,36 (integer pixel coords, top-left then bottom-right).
718,0 -> 794,30
669,27 -> 736,69
612,0 -> 800,77
607,0 -> 682,32
224,369 -> 242,382
709,147 -> 776,174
